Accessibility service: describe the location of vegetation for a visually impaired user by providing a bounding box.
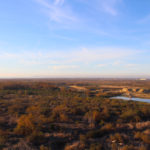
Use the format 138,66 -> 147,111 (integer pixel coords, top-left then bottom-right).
0,79 -> 150,149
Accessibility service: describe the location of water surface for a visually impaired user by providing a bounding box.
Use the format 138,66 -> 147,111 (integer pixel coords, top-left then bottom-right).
111,96 -> 150,103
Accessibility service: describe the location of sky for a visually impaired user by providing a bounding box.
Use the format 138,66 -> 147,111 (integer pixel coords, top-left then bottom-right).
0,0 -> 150,78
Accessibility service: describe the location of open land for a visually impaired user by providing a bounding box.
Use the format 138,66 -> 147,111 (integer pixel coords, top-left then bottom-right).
0,79 -> 150,150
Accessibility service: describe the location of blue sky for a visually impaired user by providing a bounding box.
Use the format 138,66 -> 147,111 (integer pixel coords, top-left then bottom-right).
0,0 -> 150,78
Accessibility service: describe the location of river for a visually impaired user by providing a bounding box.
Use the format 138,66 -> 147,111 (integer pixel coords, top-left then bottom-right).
111,96 -> 150,103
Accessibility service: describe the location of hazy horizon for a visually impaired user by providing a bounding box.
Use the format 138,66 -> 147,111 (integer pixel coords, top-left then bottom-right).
0,0 -> 150,78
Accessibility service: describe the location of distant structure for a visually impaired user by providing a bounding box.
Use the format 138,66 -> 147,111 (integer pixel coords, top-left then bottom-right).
139,78 -> 147,81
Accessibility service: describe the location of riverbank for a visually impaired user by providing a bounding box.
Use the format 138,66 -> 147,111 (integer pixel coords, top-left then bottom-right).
132,93 -> 150,99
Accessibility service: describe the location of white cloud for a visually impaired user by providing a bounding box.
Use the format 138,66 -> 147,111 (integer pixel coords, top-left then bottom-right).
0,47 -> 147,78
97,64 -> 107,67
52,65 -> 78,70
101,0 -> 121,16
0,47 -> 140,66
54,0 -> 64,5
125,64 -> 138,68
69,47 -> 137,63
81,0 -> 122,16
112,60 -> 122,66
96,62 -> 140,70
35,0 -> 78,24
34,0 -> 122,32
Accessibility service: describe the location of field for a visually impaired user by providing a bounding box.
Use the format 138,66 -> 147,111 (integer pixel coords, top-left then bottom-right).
0,79 -> 150,150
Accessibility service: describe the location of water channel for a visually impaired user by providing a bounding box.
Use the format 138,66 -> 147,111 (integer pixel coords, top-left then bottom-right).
111,96 -> 150,103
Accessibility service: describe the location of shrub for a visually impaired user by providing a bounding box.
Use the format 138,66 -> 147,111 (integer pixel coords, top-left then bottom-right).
14,114 -> 35,136
134,132 -> 141,139
86,130 -> 101,139
59,113 -> 69,122
40,145 -> 49,150
0,136 -> 6,146
139,145 -> 148,150
121,145 -> 136,150
141,134 -> 150,144
50,140 -> 66,150
79,134 -> 87,143
101,123 -> 114,131
92,111 -> 101,124
110,133 -> 125,143
0,130 -> 8,146
120,109 -> 141,123
134,132 -> 150,144
84,110 -> 101,127
26,131 -> 46,146
8,103 -> 26,116
89,143 -> 103,150
111,143 -> 118,150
